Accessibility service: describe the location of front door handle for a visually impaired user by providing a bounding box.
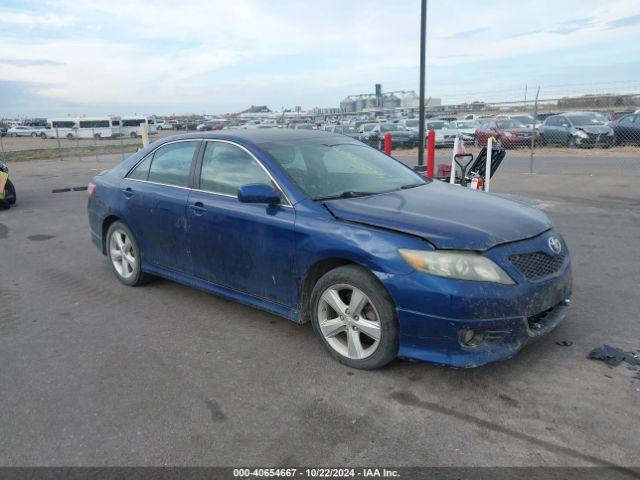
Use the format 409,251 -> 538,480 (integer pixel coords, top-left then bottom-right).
189,201 -> 207,216
122,187 -> 134,198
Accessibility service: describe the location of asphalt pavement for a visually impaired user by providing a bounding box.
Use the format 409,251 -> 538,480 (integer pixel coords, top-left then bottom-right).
0,152 -> 638,468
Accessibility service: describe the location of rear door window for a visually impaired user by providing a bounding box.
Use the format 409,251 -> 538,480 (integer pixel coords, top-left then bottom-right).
147,141 -> 198,187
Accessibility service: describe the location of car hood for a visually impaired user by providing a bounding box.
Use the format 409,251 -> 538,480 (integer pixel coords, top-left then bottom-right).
575,125 -> 611,134
504,127 -> 533,134
323,181 -> 552,251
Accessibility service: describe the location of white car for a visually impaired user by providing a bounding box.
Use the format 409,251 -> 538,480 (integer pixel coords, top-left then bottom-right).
7,125 -> 45,137
449,120 -> 481,139
424,120 -> 475,147
398,118 -> 420,132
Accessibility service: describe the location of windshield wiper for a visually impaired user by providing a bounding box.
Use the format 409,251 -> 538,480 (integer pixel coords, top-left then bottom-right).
400,183 -> 425,190
314,191 -> 379,201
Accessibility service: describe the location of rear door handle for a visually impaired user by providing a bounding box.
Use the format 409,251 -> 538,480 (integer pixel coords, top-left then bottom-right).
122,187 -> 134,198
190,201 -> 207,215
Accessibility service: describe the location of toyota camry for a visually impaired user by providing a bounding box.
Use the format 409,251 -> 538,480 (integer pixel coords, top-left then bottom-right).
88,130 -> 572,369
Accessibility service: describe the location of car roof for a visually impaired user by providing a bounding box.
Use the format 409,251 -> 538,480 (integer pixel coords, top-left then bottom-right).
155,129 -> 348,146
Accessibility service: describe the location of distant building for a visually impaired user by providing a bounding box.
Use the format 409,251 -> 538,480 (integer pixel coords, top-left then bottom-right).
401,92 -> 441,109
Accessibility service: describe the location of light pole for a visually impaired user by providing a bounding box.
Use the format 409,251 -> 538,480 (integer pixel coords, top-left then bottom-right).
417,0 -> 428,166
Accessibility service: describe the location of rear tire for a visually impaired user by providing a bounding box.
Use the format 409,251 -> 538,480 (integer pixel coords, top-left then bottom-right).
106,221 -> 152,286
6,180 -> 16,206
130,132 -> 138,138
31,132 -> 37,137
40,132 -> 47,139
310,265 -> 398,370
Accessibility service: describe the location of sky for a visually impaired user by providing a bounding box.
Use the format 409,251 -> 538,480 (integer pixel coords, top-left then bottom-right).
1,0 -> 639,117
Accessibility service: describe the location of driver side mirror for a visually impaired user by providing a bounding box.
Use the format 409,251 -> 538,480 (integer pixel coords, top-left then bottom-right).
237,183 -> 281,205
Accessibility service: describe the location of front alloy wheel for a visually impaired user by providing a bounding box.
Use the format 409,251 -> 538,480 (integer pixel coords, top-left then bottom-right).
310,265 -> 398,369
318,284 -> 381,360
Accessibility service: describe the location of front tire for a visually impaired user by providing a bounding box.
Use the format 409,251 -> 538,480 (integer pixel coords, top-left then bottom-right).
106,221 -> 152,286
310,265 -> 398,370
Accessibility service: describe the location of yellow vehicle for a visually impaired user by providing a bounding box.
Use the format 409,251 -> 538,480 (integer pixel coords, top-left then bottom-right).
0,159 -> 16,208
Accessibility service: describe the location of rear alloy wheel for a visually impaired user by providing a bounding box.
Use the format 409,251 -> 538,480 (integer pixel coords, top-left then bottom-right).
66,133 -> 74,140
106,221 -> 151,286
31,132 -> 37,137
310,265 -> 398,369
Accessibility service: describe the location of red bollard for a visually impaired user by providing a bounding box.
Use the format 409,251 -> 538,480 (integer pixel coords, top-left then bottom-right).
384,132 -> 392,155
427,130 -> 435,178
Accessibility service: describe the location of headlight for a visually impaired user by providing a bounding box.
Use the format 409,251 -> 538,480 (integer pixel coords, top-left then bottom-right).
574,130 -> 589,139
504,131 -> 514,138
399,249 -> 514,284
607,130 -> 614,136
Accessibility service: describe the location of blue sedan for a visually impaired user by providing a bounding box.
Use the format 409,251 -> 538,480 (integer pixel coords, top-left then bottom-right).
87,130 -> 572,369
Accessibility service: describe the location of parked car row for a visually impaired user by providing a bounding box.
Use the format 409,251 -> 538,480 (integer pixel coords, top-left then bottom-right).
472,111 -> 640,148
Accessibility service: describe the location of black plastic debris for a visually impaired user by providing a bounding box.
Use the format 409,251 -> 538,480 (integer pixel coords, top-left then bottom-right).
52,186 -> 88,193
556,340 -> 573,347
587,345 -> 640,367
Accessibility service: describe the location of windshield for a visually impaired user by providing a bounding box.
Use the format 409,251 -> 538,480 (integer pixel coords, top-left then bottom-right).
264,141 -> 426,200
405,119 -> 419,128
512,115 -> 534,125
362,124 -> 375,132
496,120 -> 525,129
380,124 -> 406,132
567,114 -> 605,126
426,121 -> 446,130
567,115 -> 604,126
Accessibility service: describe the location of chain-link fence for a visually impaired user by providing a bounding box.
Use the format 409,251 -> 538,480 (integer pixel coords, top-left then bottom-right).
0,120 -> 201,163
1,93 -> 639,170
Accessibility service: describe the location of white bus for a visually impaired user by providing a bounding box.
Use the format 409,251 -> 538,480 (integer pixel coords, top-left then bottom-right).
43,117 -> 120,140
118,116 -> 157,138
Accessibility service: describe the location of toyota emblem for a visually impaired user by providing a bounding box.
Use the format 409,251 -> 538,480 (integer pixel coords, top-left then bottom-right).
548,236 -> 562,255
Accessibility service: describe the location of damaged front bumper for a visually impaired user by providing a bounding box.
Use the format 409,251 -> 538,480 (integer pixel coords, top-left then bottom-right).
379,232 -> 573,367
394,298 -> 571,367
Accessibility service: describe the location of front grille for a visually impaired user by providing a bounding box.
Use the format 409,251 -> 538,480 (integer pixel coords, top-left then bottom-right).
509,251 -> 565,281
